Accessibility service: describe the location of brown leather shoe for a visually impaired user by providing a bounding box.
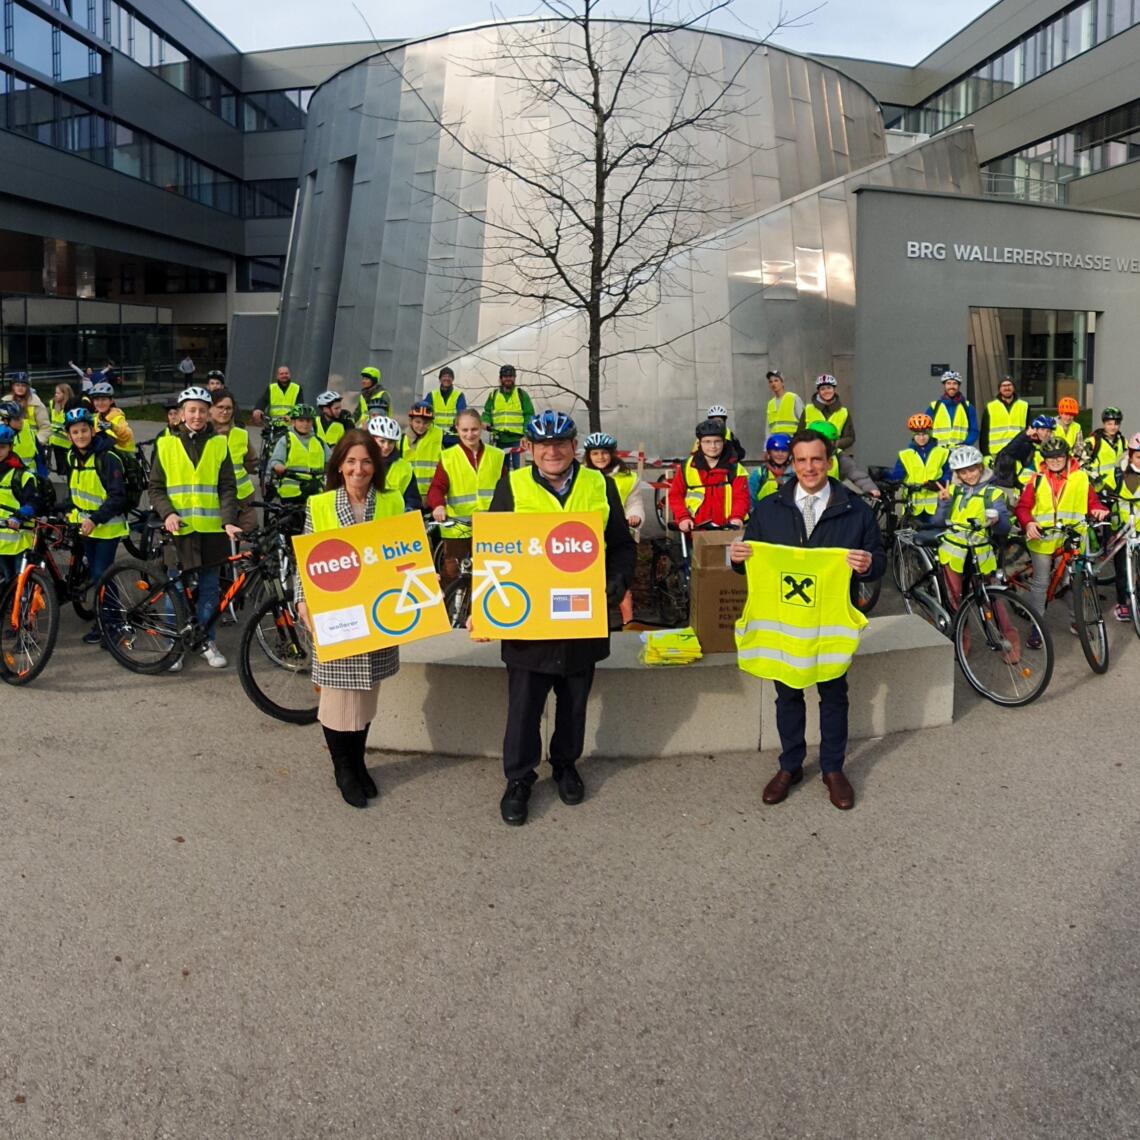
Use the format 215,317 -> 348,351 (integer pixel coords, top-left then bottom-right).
822,771 -> 855,810
762,768 -> 803,805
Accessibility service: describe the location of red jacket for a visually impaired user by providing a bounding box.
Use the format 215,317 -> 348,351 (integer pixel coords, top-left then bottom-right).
1014,468 -> 1104,530
668,454 -> 749,526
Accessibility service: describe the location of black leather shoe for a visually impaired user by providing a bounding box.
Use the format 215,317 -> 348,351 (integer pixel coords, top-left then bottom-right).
553,764 -> 585,806
500,780 -> 532,826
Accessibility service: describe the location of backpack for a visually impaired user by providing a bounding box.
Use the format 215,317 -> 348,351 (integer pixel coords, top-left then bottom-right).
113,447 -> 148,511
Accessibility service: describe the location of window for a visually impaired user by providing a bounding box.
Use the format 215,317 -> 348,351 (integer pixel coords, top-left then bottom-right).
242,88 -> 313,131
8,74 -> 55,143
59,97 -> 105,162
242,178 -> 297,218
9,2 -> 55,76
237,256 -> 285,293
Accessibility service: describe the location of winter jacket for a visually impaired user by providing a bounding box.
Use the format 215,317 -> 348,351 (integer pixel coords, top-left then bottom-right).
667,452 -> 750,526
4,389 -> 51,445
800,394 -> 856,452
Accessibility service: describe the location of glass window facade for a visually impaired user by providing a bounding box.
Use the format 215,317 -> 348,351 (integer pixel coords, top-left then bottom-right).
242,87 -> 312,132
242,178 -> 296,218
889,0 -> 1140,134
236,255 -> 285,292
4,1 -> 104,98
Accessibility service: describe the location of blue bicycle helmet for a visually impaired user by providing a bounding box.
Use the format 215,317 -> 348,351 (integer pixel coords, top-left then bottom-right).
525,410 -> 576,441
1031,414 -> 1056,430
765,433 -> 793,452
64,406 -> 95,426
0,401 -> 21,421
8,371 -> 29,386
583,432 -> 617,450
0,424 -> 15,444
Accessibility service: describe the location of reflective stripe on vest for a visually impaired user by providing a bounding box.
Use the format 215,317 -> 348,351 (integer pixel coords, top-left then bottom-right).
401,426 -> 444,495
440,445 -> 505,537
225,426 -> 255,501
735,543 -> 867,687
1091,434 -> 1123,480
267,382 -> 301,419
488,390 -> 524,437
682,457 -> 738,520
308,487 -> 404,534
898,446 -> 948,515
429,388 -> 462,431
509,464 -> 610,526
985,399 -> 1027,456
157,433 -> 228,533
931,400 -> 969,446
0,467 -> 35,554
278,432 -> 326,499
767,392 -> 799,435
69,452 -> 128,540
938,484 -> 1002,574
1027,470 -> 1090,554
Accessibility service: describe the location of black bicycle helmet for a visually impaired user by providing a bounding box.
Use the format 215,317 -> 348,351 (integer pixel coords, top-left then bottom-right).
1039,438 -> 1070,459
694,418 -> 726,439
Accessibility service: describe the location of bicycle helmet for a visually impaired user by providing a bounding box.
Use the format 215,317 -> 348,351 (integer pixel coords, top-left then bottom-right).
809,420 -> 839,442
316,390 -> 342,407
940,369 -> 961,383
583,432 -> 617,450
89,381 -> 115,396
1128,432 -> 1140,450
0,424 -> 15,444
365,397 -> 390,414
360,366 -> 381,383
178,385 -> 212,406
815,373 -> 837,389
706,404 -> 728,418
8,371 -> 29,386
291,404 -> 317,420
408,400 -> 433,418
1039,438 -> 1070,458
694,418 -> 726,439
907,413 -> 934,432
948,445 -> 984,471
1102,406 -> 1123,422
765,433 -> 792,452
64,407 -> 94,426
1057,396 -> 1079,416
525,410 -> 576,441
0,401 -> 20,421
366,415 -> 402,441
1030,415 -> 1056,430
206,369 -> 226,382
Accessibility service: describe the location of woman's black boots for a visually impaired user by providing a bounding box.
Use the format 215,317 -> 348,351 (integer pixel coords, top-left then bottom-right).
322,726 -> 367,808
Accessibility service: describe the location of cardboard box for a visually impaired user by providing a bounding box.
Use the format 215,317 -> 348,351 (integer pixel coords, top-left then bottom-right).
688,531 -> 748,654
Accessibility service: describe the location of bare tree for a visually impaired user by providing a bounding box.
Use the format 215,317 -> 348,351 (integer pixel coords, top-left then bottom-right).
368,0 -> 805,430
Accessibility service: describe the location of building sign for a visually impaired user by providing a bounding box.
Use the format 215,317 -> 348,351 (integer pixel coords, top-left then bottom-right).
907,240 -> 1140,274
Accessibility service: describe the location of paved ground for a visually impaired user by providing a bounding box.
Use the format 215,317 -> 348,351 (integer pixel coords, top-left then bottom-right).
3,582 -> 1138,1139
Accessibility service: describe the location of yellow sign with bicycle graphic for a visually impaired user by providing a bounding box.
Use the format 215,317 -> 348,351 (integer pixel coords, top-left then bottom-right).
293,512 -> 451,662
470,511 -> 607,640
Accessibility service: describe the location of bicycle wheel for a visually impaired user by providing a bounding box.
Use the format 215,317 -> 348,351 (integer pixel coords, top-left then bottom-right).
482,581 -> 531,628
0,567 -> 60,685
852,575 -> 881,615
238,597 -> 318,724
654,487 -> 667,529
893,541 -> 931,595
954,588 -> 1053,706
443,578 -> 471,629
97,560 -> 186,673
650,542 -> 688,627
1075,570 -> 1109,674
999,535 -> 1031,589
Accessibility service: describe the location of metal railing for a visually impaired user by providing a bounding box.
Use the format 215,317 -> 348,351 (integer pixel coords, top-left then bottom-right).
981,172 -> 1068,205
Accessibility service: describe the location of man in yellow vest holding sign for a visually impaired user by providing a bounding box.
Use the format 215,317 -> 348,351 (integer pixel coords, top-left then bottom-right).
730,428 -> 884,810
486,410 -> 636,826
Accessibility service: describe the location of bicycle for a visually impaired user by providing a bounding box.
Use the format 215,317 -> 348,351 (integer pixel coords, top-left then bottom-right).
0,516 -> 94,685
1094,491 -> 1140,639
647,459 -> 684,529
256,416 -> 291,490
646,521 -> 735,628
893,520 -> 1053,706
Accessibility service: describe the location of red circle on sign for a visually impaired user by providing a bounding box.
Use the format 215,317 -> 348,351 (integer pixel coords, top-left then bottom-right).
305,538 -> 362,592
545,521 -> 599,573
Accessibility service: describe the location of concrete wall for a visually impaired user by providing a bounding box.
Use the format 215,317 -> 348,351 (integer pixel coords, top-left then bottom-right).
853,186 -> 1140,466
1067,163 -> 1140,215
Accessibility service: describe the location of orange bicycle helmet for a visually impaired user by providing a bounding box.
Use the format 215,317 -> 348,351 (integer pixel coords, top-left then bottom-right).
1057,396 -> 1080,416
907,413 -> 934,432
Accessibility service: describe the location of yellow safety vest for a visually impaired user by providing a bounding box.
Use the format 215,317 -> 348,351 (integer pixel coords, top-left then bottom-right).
356,389 -> 389,422
767,392 -> 799,435
278,432 -> 326,499
316,416 -> 346,448
984,399 -> 1027,456
156,433 -> 228,534
1026,470 -> 1090,555
487,390 -> 524,437
1089,433 -> 1123,482
751,467 -> 781,505
266,382 -> 301,420
938,484 -> 1003,575
400,425 -> 444,496
428,388 -> 463,431
307,487 -> 403,533
1107,471 -> 1140,530
929,400 -> 970,447
1055,420 -> 1081,452
68,450 -> 128,540
609,469 -> 637,508
225,426 -> 255,501
12,421 -> 36,464
681,456 -> 741,519
384,456 -> 416,500
898,445 -> 948,515
440,444 -> 505,537
50,405 -> 68,447
803,404 -> 848,443
735,543 -> 866,687
509,465 -> 610,525
0,465 -> 35,556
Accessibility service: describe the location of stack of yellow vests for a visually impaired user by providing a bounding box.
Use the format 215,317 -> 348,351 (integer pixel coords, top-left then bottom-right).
639,627 -> 704,666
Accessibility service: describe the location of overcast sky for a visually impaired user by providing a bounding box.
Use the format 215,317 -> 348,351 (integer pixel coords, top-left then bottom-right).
187,0 -> 995,65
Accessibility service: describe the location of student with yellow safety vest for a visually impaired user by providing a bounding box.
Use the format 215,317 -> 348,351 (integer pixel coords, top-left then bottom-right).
48,382 -> 74,475
426,365 -> 466,446
148,386 -> 243,669
800,374 -> 856,453
1103,432 -> 1140,622
691,405 -> 746,463
315,390 -> 352,448
269,404 -> 329,503
295,429 -> 405,809
0,399 -> 44,475
1053,397 -> 1084,454
62,407 -> 129,645
748,434 -> 794,513
1084,407 -> 1125,485
1014,437 -> 1109,648
355,367 -> 389,423
482,364 -> 535,468
925,370 -> 978,448
885,413 -> 950,518
730,427 -> 884,811
669,418 -> 749,531
765,370 -> 803,439
399,401 -> 445,498
0,423 -> 37,582
979,377 -> 1028,459
366,415 -> 422,512
488,410 -> 636,826
251,366 -> 302,427
3,372 -> 50,447
992,415 -> 1056,489
209,387 -> 258,534
426,407 -> 506,584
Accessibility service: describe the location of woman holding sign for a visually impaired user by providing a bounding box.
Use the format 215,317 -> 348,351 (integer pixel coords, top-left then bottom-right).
297,429 -> 405,808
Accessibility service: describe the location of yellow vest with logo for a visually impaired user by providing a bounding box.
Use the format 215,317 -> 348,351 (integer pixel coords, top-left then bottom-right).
1027,470 -> 1090,554
157,433 -> 228,533
735,543 -> 866,687
316,417 -> 346,448
0,466 -> 35,555
898,445 -> 948,515
938,483 -> 1003,574
767,392 -> 799,435
681,456 -> 741,518
69,451 -> 129,540
266,381 -> 301,420
278,432 -> 326,499
441,445 -> 505,537
400,425 -> 444,495
985,399 -> 1027,456
307,487 -> 403,534
50,405 -> 68,447
488,390 -> 524,437
509,464 -> 610,525
930,400 -> 970,447
429,388 -> 463,431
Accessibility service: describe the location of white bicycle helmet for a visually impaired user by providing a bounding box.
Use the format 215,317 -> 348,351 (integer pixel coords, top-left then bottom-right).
941,369 -> 962,383
316,390 -> 342,407
89,381 -> 115,396
706,404 -> 728,418
948,445 -> 984,471
367,414 -> 402,441
178,385 -> 212,405
815,373 -> 837,389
